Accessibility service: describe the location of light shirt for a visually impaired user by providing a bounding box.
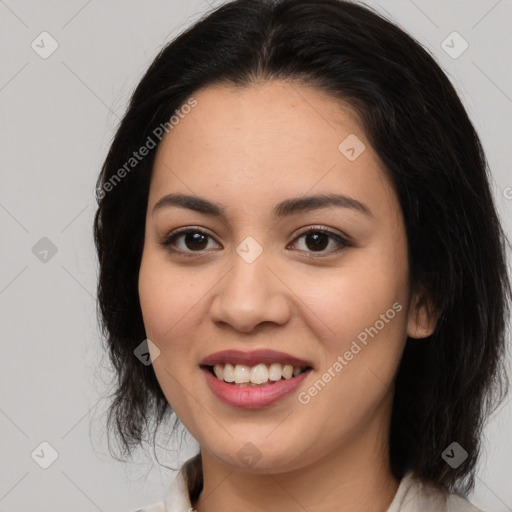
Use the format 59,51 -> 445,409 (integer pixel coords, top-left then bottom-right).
132,461 -> 483,512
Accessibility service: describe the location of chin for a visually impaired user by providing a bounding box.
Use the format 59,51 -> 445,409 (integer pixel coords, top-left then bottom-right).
202,434 -> 311,474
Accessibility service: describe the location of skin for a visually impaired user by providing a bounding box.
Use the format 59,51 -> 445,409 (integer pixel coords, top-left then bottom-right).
138,79 -> 437,512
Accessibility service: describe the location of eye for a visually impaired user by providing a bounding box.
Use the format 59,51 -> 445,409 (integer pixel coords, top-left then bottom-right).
159,225 -> 351,257
159,227 -> 219,256
288,226 -> 350,256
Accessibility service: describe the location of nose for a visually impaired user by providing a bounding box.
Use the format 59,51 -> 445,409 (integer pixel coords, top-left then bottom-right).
209,248 -> 291,333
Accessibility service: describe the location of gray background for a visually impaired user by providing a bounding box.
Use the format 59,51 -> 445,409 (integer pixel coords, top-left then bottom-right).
1,0 -> 511,511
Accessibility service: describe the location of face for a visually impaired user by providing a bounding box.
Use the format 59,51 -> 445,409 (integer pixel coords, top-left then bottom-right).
138,80 -> 432,474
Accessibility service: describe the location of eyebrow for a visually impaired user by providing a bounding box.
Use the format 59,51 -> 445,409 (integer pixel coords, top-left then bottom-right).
152,192 -> 373,218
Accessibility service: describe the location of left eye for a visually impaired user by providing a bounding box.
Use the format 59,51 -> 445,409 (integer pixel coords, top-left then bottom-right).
160,227 -> 350,257
291,228 -> 350,254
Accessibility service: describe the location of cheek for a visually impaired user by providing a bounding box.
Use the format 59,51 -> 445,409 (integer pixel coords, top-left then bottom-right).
289,244 -> 410,414
138,252 -> 205,425
291,266 -> 407,443
299,248 -> 408,344
138,250 -> 201,341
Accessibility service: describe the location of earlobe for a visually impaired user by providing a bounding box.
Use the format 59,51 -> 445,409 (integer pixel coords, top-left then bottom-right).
407,291 -> 439,339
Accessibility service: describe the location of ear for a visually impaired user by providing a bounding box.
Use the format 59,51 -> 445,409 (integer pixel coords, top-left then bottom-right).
407,288 -> 439,339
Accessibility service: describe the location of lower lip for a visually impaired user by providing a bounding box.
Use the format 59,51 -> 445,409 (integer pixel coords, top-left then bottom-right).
202,367 -> 312,409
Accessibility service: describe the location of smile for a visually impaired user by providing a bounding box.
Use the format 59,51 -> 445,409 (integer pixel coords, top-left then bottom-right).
201,365 -> 313,408
206,363 -> 310,386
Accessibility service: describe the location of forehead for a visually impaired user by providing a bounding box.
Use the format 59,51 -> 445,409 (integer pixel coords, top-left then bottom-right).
149,80 -> 396,219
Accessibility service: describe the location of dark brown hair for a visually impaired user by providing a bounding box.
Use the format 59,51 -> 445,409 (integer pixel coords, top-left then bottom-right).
93,0 -> 511,499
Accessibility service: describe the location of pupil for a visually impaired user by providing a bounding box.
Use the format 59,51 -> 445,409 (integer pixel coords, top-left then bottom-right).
306,232 -> 328,251
186,233 -> 207,250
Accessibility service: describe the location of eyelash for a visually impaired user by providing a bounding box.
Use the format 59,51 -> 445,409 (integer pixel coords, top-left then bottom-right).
159,225 -> 351,258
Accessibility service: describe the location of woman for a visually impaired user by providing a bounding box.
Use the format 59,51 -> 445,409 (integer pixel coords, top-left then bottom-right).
93,0 -> 511,510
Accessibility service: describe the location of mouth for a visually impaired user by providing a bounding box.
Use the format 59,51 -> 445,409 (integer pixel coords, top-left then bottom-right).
199,350 -> 315,408
200,363 -> 313,387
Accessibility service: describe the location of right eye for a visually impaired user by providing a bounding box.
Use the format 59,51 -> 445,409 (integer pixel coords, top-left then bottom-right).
159,228 -> 221,256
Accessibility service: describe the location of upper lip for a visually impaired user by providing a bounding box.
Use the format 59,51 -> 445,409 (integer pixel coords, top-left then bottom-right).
200,349 -> 314,369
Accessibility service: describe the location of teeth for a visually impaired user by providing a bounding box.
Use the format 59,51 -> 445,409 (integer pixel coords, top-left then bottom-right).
250,363 -> 269,384
234,364 -> 250,384
223,363 -> 235,382
282,364 -> 293,379
213,365 -> 223,380
268,363 -> 283,381
211,363 -> 307,385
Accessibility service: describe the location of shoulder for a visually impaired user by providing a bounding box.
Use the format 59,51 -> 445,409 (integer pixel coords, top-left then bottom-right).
388,472 -> 484,512
130,465 -> 194,512
446,493 -> 484,512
